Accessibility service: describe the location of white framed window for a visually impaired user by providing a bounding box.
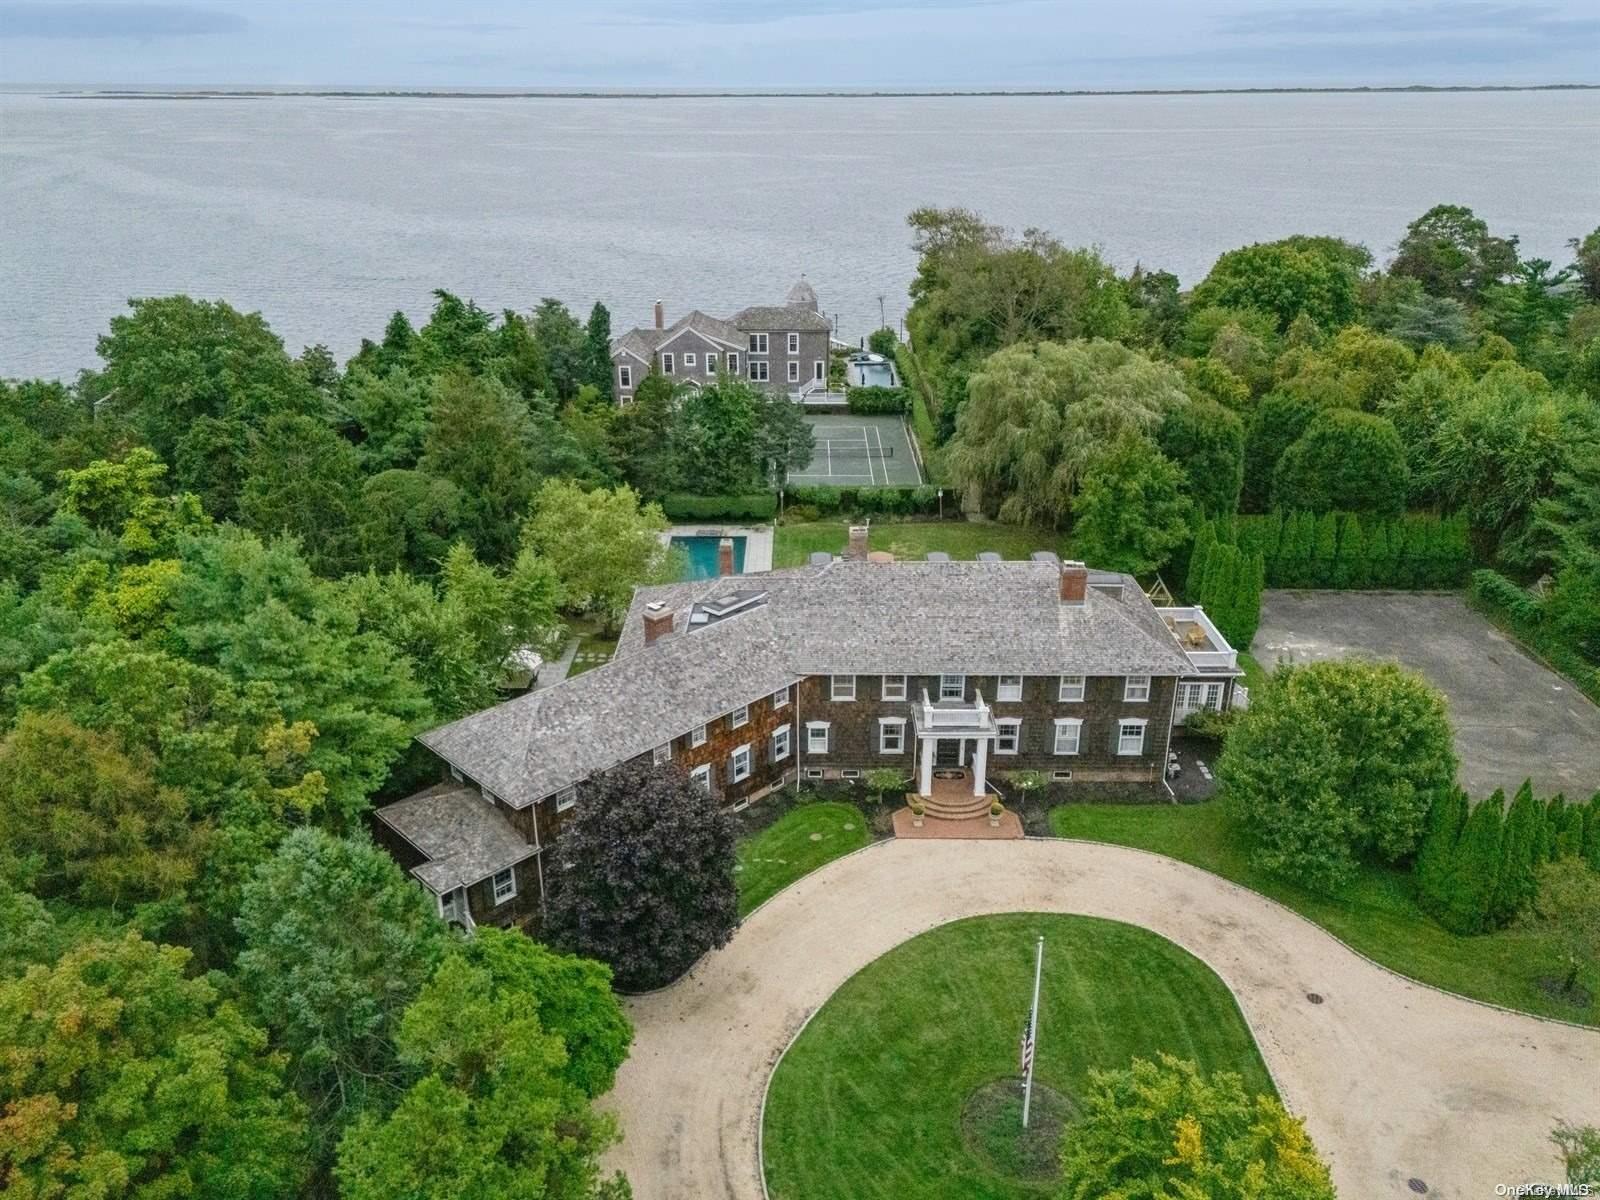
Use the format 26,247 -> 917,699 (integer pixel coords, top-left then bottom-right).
727,351 -> 738,374
804,767 -> 825,780
806,721 -> 830,754
492,868 -> 516,905
840,768 -> 861,780
748,360 -> 769,382
691,724 -> 707,748
1052,768 -> 1073,781
449,764 -> 463,782
618,364 -> 632,389
772,684 -> 791,709
830,674 -> 856,701
555,786 -> 576,812
683,352 -> 697,367
438,888 -> 461,921
690,763 -> 712,794
1205,682 -> 1223,710
939,674 -> 965,701
705,352 -> 717,373
771,724 -> 791,761
618,394 -> 633,408
1117,719 -> 1148,756
814,359 -> 824,381
729,705 -> 749,730
787,331 -> 799,354
1124,675 -> 1151,703
1054,718 -> 1082,756
748,332 -> 769,354
996,718 -> 1021,755
661,352 -> 674,375
787,359 -> 800,382
1058,675 -> 1085,702
881,675 -> 907,701
879,718 -> 905,754
653,743 -> 671,765
997,675 -> 1023,702
730,743 -> 752,782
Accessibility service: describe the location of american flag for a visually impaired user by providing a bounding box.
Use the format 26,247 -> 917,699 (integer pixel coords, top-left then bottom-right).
1019,1024 -> 1034,1075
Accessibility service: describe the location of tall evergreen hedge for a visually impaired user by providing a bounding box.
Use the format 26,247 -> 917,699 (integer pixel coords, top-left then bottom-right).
1214,511 -> 1471,589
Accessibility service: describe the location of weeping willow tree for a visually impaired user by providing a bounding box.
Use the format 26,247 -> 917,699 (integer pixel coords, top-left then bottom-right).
942,338 -> 1190,527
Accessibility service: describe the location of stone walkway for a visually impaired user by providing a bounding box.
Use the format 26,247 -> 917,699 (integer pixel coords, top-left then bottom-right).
601,838 -> 1599,1199
891,807 -> 1024,839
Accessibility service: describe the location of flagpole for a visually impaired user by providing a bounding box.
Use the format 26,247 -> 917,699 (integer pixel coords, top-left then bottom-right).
1022,934 -> 1043,1128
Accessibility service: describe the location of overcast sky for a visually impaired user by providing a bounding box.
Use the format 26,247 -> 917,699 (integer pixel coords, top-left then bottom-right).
1,0 -> 1597,89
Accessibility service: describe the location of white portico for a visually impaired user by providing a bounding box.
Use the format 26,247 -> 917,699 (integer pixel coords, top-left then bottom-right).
912,684 -> 997,799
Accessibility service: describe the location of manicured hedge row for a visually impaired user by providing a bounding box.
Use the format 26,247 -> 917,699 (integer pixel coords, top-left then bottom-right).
1226,510 -> 1472,589
660,493 -> 777,521
784,484 -> 941,517
1468,569 -> 1600,705
845,386 -> 908,414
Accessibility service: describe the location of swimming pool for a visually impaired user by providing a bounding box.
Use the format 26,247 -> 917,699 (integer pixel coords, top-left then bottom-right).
671,535 -> 747,580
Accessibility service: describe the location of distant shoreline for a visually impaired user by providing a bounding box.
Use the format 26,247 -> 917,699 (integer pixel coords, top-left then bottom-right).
21,82 -> 1600,101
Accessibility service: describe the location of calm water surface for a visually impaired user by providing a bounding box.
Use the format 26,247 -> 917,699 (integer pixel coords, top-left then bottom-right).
2,90 -> 1597,379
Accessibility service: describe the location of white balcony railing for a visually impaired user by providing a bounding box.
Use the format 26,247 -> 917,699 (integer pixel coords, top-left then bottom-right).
917,688 -> 994,733
1156,605 -> 1238,672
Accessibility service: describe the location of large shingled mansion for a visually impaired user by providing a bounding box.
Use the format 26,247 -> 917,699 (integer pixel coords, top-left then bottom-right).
373,535 -> 1243,929
607,278 -> 832,405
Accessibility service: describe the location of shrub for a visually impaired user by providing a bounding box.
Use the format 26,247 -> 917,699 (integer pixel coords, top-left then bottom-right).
1271,409 -> 1409,515
867,327 -> 898,357
1217,659 -> 1456,891
845,386 -> 908,414
1183,706 -> 1237,741
660,493 -> 777,521
1471,568 -> 1542,623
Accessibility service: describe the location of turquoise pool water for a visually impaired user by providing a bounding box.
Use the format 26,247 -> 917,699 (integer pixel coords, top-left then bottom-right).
671,535 -> 747,580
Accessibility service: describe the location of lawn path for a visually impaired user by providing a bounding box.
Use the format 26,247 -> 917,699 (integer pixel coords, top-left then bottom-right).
601,837 -> 1600,1199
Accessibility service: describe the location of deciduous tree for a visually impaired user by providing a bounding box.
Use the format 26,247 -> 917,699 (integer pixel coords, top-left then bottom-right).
0,932 -> 306,1199
1057,1054 -> 1336,1200
521,478 -> 670,627
1217,660 -> 1456,891
1072,432 -> 1192,577
545,760 -> 738,991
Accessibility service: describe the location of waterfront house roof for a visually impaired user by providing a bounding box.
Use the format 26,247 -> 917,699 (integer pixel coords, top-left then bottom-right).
417,559 -> 1195,808
613,309 -> 745,362
732,304 -> 832,333
374,781 -> 536,894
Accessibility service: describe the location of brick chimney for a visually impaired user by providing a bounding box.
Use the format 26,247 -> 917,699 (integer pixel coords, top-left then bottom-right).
653,300 -> 664,330
845,524 -> 869,561
717,537 -> 735,577
1059,560 -> 1088,606
643,601 -> 674,645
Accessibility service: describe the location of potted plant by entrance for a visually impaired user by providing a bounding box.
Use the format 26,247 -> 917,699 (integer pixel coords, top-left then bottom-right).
910,800 -> 925,828
988,799 -> 1004,828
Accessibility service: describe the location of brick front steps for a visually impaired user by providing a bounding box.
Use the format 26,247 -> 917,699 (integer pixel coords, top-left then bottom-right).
892,807 -> 1023,840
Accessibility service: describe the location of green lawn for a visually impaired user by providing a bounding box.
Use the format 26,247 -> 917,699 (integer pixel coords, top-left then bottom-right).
1236,651 -> 1270,694
734,802 -> 869,916
763,914 -> 1274,1200
1049,803 -> 1598,1025
774,521 -> 1072,569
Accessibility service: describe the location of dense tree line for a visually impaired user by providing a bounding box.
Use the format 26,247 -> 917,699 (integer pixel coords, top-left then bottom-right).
0,291 -> 668,1197
908,203 -> 1600,685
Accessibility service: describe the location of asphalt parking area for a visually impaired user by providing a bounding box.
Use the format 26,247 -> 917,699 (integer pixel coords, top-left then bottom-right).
1254,591 -> 1600,799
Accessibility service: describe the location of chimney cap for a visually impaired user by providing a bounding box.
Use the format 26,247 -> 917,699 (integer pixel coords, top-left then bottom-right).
645,601 -> 665,613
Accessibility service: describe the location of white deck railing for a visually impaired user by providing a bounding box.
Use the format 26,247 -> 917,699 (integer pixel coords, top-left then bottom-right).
918,687 -> 993,731
1155,605 -> 1238,672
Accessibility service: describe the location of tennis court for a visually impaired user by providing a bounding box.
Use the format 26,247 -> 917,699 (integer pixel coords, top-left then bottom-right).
787,413 -> 924,487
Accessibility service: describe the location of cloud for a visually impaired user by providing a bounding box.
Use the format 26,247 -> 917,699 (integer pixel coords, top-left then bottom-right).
1215,1 -> 1592,38
608,0 -> 1019,27
0,2 -> 246,38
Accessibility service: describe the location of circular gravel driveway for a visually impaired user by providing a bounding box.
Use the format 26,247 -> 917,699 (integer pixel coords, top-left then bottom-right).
601,838 -> 1600,1199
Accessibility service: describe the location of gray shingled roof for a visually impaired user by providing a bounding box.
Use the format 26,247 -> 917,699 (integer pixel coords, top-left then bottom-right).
420,559 -> 1195,806
419,607 -> 797,809
374,782 -> 536,893
614,310 -> 745,363
732,304 -> 832,332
